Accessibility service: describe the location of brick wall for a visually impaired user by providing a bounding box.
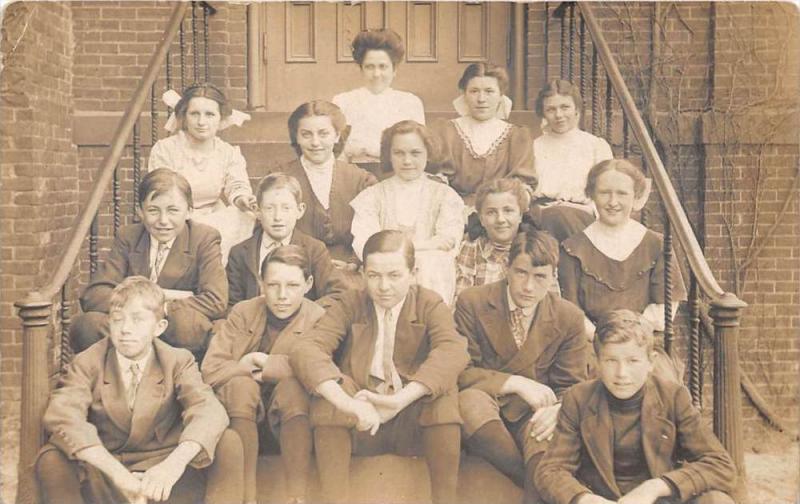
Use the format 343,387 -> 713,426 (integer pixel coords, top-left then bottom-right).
0,3 -> 78,502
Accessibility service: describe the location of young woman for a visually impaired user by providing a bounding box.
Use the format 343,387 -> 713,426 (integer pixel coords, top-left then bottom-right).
531,79 -> 613,242
269,100 -> 377,283
559,159 -> 686,378
433,62 -> 535,209
350,120 -> 464,304
333,29 -> 426,180
149,83 -> 256,262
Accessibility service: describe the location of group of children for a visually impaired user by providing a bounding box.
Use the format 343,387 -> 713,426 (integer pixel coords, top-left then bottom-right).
36,28 -> 736,504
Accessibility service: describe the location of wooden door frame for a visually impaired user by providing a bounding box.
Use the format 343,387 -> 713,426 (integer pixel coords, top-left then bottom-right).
245,2 -> 528,112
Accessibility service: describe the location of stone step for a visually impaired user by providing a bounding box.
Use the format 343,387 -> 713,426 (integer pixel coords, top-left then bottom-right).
255,454 -> 523,504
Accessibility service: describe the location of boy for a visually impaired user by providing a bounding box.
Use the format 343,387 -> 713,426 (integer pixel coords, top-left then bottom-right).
455,177 -> 531,300
36,277 -> 243,504
72,168 -> 228,357
291,230 -> 470,504
455,230 -> 588,504
203,245 -> 326,504
226,172 -> 347,308
535,310 -> 736,504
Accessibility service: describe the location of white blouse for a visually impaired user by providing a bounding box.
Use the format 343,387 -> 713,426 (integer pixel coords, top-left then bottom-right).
333,87 -> 426,164
533,128 -> 613,204
300,156 -> 335,210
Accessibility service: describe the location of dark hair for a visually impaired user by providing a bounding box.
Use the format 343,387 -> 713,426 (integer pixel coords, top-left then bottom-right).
352,29 -> 405,67
260,244 -> 311,280
585,159 -> 648,200
508,229 -> 559,268
379,120 -> 439,174
475,177 -> 531,215
256,172 -> 303,206
534,79 -> 583,119
287,100 -> 349,158
593,309 -> 655,357
174,83 -> 232,129
109,276 -> 166,320
362,230 -> 415,270
458,62 -> 509,94
139,168 -> 193,209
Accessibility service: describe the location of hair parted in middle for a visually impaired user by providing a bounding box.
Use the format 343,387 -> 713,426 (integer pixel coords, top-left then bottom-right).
174,82 -> 232,128
362,229 -> 415,271
508,229 -> 560,269
534,79 -> 583,119
458,62 -> 510,94
260,244 -> 311,281
351,29 -> 405,67
287,100 -> 350,158
109,276 -> 167,321
585,159 -> 648,201
379,120 -> 440,174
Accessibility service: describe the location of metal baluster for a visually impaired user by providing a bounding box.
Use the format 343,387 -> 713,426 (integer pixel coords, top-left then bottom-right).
579,14 -> 587,130
605,75 -> 613,143
166,48 -> 172,98
663,220 -> 674,356
641,159 -> 650,226
560,7 -> 568,80
591,48 -> 599,135
203,3 -> 210,83
60,282 -> 73,373
113,163 -> 120,236
568,4 -> 576,83
179,19 -> 186,90
151,83 -> 158,147
133,122 -> 141,223
192,2 -> 199,84
688,273 -> 702,408
623,117 -> 631,158
543,2 -> 549,83
90,213 -> 99,278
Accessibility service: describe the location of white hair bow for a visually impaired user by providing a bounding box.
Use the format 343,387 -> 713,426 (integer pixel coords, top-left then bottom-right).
162,89 -> 251,133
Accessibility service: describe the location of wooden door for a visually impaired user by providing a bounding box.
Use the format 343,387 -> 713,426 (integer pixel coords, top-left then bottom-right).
258,1 -> 511,112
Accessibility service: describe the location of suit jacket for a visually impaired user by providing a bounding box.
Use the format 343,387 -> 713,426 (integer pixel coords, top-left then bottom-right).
225,226 -> 347,308
535,375 -> 737,504
455,282 -> 587,421
202,297 -> 325,389
292,286 -> 469,400
267,159 -> 377,263
42,338 -> 228,471
80,221 -> 227,320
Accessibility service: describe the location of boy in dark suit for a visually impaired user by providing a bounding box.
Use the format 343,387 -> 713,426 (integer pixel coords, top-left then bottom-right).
226,172 -> 347,308
71,168 -> 228,357
36,276 -> 242,504
203,245 -> 326,504
535,310 -> 736,504
291,230 -> 470,504
455,230 -> 588,503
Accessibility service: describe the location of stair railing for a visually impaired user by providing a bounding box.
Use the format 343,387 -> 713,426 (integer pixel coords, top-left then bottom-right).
13,3 -> 216,502
543,1 -> 747,486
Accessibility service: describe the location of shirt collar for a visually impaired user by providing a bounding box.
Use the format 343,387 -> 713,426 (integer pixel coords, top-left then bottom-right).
506,287 -> 536,317
261,230 -> 292,250
116,346 -> 153,375
300,155 -> 335,174
478,236 -> 511,260
149,235 -> 177,251
374,295 -> 407,322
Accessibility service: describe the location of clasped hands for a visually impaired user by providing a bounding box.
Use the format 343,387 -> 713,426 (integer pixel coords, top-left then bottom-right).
112,459 -> 185,503
346,390 -> 409,436
503,375 -> 561,442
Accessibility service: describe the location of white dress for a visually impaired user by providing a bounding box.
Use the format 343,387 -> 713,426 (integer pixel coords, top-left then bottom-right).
350,175 -> 465,304
333,87 -> 426,164
148,130 -> 256,263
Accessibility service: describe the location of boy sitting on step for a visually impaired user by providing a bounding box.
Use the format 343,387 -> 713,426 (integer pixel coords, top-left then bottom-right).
226,172 -> 347,308
37,276 -> 243,504
535,310 -> 737,504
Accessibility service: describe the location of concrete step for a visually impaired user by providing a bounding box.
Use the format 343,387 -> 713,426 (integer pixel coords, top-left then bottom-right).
255,454 -> 523,504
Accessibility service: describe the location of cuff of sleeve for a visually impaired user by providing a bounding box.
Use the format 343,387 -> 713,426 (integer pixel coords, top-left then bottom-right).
662,469 -> 703,502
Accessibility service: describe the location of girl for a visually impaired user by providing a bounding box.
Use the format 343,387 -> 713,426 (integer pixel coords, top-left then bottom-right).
433,62 -> 535,209
149,83 -> 256,262
531,79 -> 613,242
270,100 -> 377,280
558,159 -> 686,378
350,120 -> 464,304
333,29 -> 426,181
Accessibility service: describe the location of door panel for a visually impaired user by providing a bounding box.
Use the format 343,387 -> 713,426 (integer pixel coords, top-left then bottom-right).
260,1 -> 510,112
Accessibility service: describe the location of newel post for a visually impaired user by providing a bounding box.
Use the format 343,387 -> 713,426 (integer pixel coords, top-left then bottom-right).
14,294 -> 53,504
709,292 -> 747,498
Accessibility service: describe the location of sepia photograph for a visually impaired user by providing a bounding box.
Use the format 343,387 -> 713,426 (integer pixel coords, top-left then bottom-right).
0,1 -> 798,503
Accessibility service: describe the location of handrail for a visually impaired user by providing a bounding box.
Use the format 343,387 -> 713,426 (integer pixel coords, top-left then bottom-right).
18,2 -> 189,305
577,3 -> 728,301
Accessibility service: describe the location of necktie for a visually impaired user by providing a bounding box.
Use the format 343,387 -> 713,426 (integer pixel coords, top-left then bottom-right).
150,242 -> 169,282
381,310 -> 403,394
511,308 -> 528,348
127,363 -> 141,410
